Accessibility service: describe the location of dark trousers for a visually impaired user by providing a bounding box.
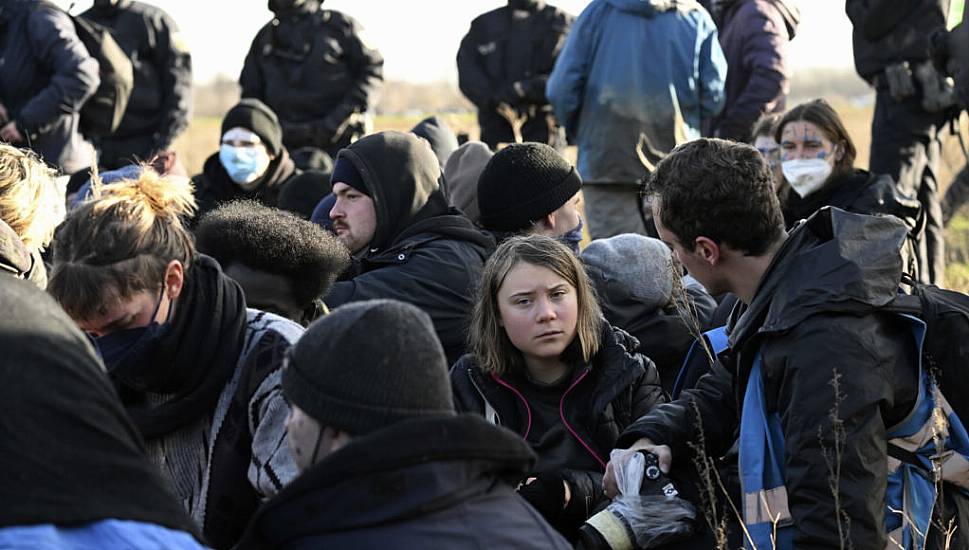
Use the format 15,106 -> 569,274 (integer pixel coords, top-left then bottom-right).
869,91 -> 948,285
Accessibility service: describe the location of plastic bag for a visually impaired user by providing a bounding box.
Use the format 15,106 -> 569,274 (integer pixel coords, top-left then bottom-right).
579,449 -> 697,549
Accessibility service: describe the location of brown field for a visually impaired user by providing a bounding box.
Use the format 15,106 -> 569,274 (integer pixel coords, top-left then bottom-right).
173,101 -> 969,291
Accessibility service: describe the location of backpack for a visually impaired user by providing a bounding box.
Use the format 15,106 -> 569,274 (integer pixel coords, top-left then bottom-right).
69,11 -> 133,138
887,276 -> 969,425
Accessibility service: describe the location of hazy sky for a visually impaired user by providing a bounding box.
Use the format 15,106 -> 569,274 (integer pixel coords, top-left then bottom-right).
69,0 -> 855,84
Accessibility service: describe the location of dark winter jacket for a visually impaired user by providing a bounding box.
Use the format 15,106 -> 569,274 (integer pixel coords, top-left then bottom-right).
847,0 -> 947,82
0,0 -> 99,174
239,3 -> 383,155
82,0 -> 192,165
237,415 -> 570,550
708,0 -> 799,141
619,208 -> 922,549
451,324 -> 665,530
782,169 -> 922,229
191,149 -> 299,223
324,132 -> 495,365
457,2 -> 573,148
546,0 -> 726,184
0,219 -> 46,288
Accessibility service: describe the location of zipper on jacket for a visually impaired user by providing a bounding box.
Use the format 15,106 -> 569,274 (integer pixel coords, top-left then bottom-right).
492,373 -> 533,441
468,369 -> 502,426
560,369 -> 608,470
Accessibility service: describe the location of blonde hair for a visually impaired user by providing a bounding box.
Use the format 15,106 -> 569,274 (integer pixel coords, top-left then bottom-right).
49,167 -> 197,321
470,234 -> 603,376
0,144 -> 63,251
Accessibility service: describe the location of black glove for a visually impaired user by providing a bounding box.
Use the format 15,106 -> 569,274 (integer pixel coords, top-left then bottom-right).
495,81 -> 524,106
518,473 -> 567,521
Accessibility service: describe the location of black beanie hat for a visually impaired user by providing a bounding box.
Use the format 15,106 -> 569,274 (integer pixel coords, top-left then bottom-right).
221,99 -> 283,157
282,299 -> 455,436
330,156 -> 369,196
477,142 -> 582,232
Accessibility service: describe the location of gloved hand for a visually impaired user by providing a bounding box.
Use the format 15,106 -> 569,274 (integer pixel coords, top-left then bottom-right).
518,473 -> 568,520
495,81 -> 525,106
282,121 -> 318,145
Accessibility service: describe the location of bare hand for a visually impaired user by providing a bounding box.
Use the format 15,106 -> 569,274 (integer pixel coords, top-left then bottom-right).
603,438 -> 673,499
0,121 -> 24,143
151,150 -> 177,175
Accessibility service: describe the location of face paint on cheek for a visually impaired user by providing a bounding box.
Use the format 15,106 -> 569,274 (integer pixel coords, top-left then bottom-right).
816,151 -> 827,160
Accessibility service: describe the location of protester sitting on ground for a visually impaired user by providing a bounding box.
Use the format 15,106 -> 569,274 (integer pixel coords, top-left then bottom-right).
196,201 -> 350,326
581,233 -> 716,394
750,112 -> 786,197
236,299 -> 571,550
476,142 -> 584,253
450,235 -> 665,541
0,275 -> 206,549
411,115 -> 459,168
192,99 -> 301,222
49,169 -> 302,549
605,138 -> 969,549
0,144 -> 63,287
324,131 -> 495,364
443,140 -> 493,223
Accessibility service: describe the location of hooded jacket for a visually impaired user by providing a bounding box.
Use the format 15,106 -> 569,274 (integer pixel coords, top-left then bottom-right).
0,219 -> 46,288
0,0 -> 99,174
546,0 -> 726,184
410,115 -> 458,168
708,0 -> 799,141
324,132 -> 496,364
450,324 -> 665,531
191,148 -> 299,223
237,415 -> 570,550
619,208 -> 922,548
457,1 -> 574,148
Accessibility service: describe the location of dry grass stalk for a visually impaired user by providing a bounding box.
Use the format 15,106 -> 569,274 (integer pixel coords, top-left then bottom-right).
818,368 -> 852,550
668,257 -> 716,367
496,103 -> 525,144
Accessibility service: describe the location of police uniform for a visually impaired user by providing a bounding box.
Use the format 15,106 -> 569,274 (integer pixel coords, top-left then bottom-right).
83,0 -> 192,170
457,1 -> 573,150
240,2 -> 383,159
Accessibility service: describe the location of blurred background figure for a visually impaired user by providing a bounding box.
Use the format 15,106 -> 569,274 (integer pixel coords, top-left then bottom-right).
0,0 -> 99,176
547,0 -> 726,240
457,0 -> 574,150
706,0 -> 799,141
82,0 -> 192,173
240,0 -> 383,163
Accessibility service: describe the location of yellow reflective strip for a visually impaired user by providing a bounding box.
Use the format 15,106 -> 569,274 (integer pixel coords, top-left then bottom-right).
585,509 -> 634,549
949,0 -> 965,31
744,486 -> 792,525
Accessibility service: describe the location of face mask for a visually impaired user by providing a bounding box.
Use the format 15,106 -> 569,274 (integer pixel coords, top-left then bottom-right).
558,217 -> 584,255
220,144 -> 272,186
94,290 -> 172,375
782,158 -> 833,198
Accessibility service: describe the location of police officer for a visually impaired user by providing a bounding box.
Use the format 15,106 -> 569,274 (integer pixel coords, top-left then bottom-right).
847,0 -> 960,285
83,0 -> 192,172
457,0 -> 573,150
240,0 -> 383,161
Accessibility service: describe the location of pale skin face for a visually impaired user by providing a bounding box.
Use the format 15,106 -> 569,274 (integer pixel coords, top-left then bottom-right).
652,205 -> 729,298
76,260 -> 185,337
329,182 -> 378,254
285,404 -> 351,472
779,120 -> 841,164
753,134 -> 784,190
530,191 -> 583,238
497,261 -> 579,384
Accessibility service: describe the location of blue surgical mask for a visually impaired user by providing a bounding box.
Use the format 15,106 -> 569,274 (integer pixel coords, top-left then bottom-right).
219,144 -> 271,186
558,217 -> 584,254
94,290 -> 172,375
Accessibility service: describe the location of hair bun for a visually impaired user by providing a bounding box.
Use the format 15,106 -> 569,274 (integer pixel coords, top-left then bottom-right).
95,166 -> 196,220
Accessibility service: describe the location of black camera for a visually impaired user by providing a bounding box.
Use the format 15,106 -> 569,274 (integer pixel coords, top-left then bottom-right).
576,451 -> 683,550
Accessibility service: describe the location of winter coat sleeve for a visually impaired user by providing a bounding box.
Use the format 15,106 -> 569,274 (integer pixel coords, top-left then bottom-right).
715,5 -> 789,141
239,29 -> 267,100
515,14 -> 573,104
17,8 -> 99,135
545,7 -> 597,140
760,317 -> 902,549
456,19 -> 498,109
696,15 -> 727,121
149,10 -> 192,150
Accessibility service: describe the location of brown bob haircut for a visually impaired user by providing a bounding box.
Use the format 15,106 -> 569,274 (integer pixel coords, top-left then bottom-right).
49,168 -> 196,321
774,98 -> 857,172
470,234 -> 603,376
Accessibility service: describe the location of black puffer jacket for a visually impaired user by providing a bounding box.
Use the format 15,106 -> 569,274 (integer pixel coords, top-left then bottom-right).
239,2 -> 383,155
324,132 -> 495,365
451,324 -> 665,529
457,2 -> 573,148
236,415 -> 571,550
620,208 -> 921,549
191,149 -> 299,223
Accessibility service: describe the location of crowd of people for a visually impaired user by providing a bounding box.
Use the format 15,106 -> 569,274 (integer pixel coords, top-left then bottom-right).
2,0 -> 969,548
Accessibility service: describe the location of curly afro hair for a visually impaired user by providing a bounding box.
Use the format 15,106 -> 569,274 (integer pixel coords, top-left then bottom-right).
195,200 -> 350,307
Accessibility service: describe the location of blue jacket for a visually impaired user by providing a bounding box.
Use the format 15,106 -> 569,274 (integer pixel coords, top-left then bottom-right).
546,0 -> 726,184
0,520 -> 206,550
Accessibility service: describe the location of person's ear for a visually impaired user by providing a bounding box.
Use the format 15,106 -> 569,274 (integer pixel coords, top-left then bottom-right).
693,236 -> 721,267
535,212 -> 556,233
163,260 -> 185,301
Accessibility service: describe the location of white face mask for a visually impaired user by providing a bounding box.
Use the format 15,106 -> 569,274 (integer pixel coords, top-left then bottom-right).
782,158 -> 833,198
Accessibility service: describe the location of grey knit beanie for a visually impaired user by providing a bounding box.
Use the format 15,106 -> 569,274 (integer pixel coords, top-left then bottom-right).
283,299 -> 455,435
443,141 -> 493,223
581,234 -> 674,311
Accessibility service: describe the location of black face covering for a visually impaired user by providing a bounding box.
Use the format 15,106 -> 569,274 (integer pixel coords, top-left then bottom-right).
508,0 -> 543,11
